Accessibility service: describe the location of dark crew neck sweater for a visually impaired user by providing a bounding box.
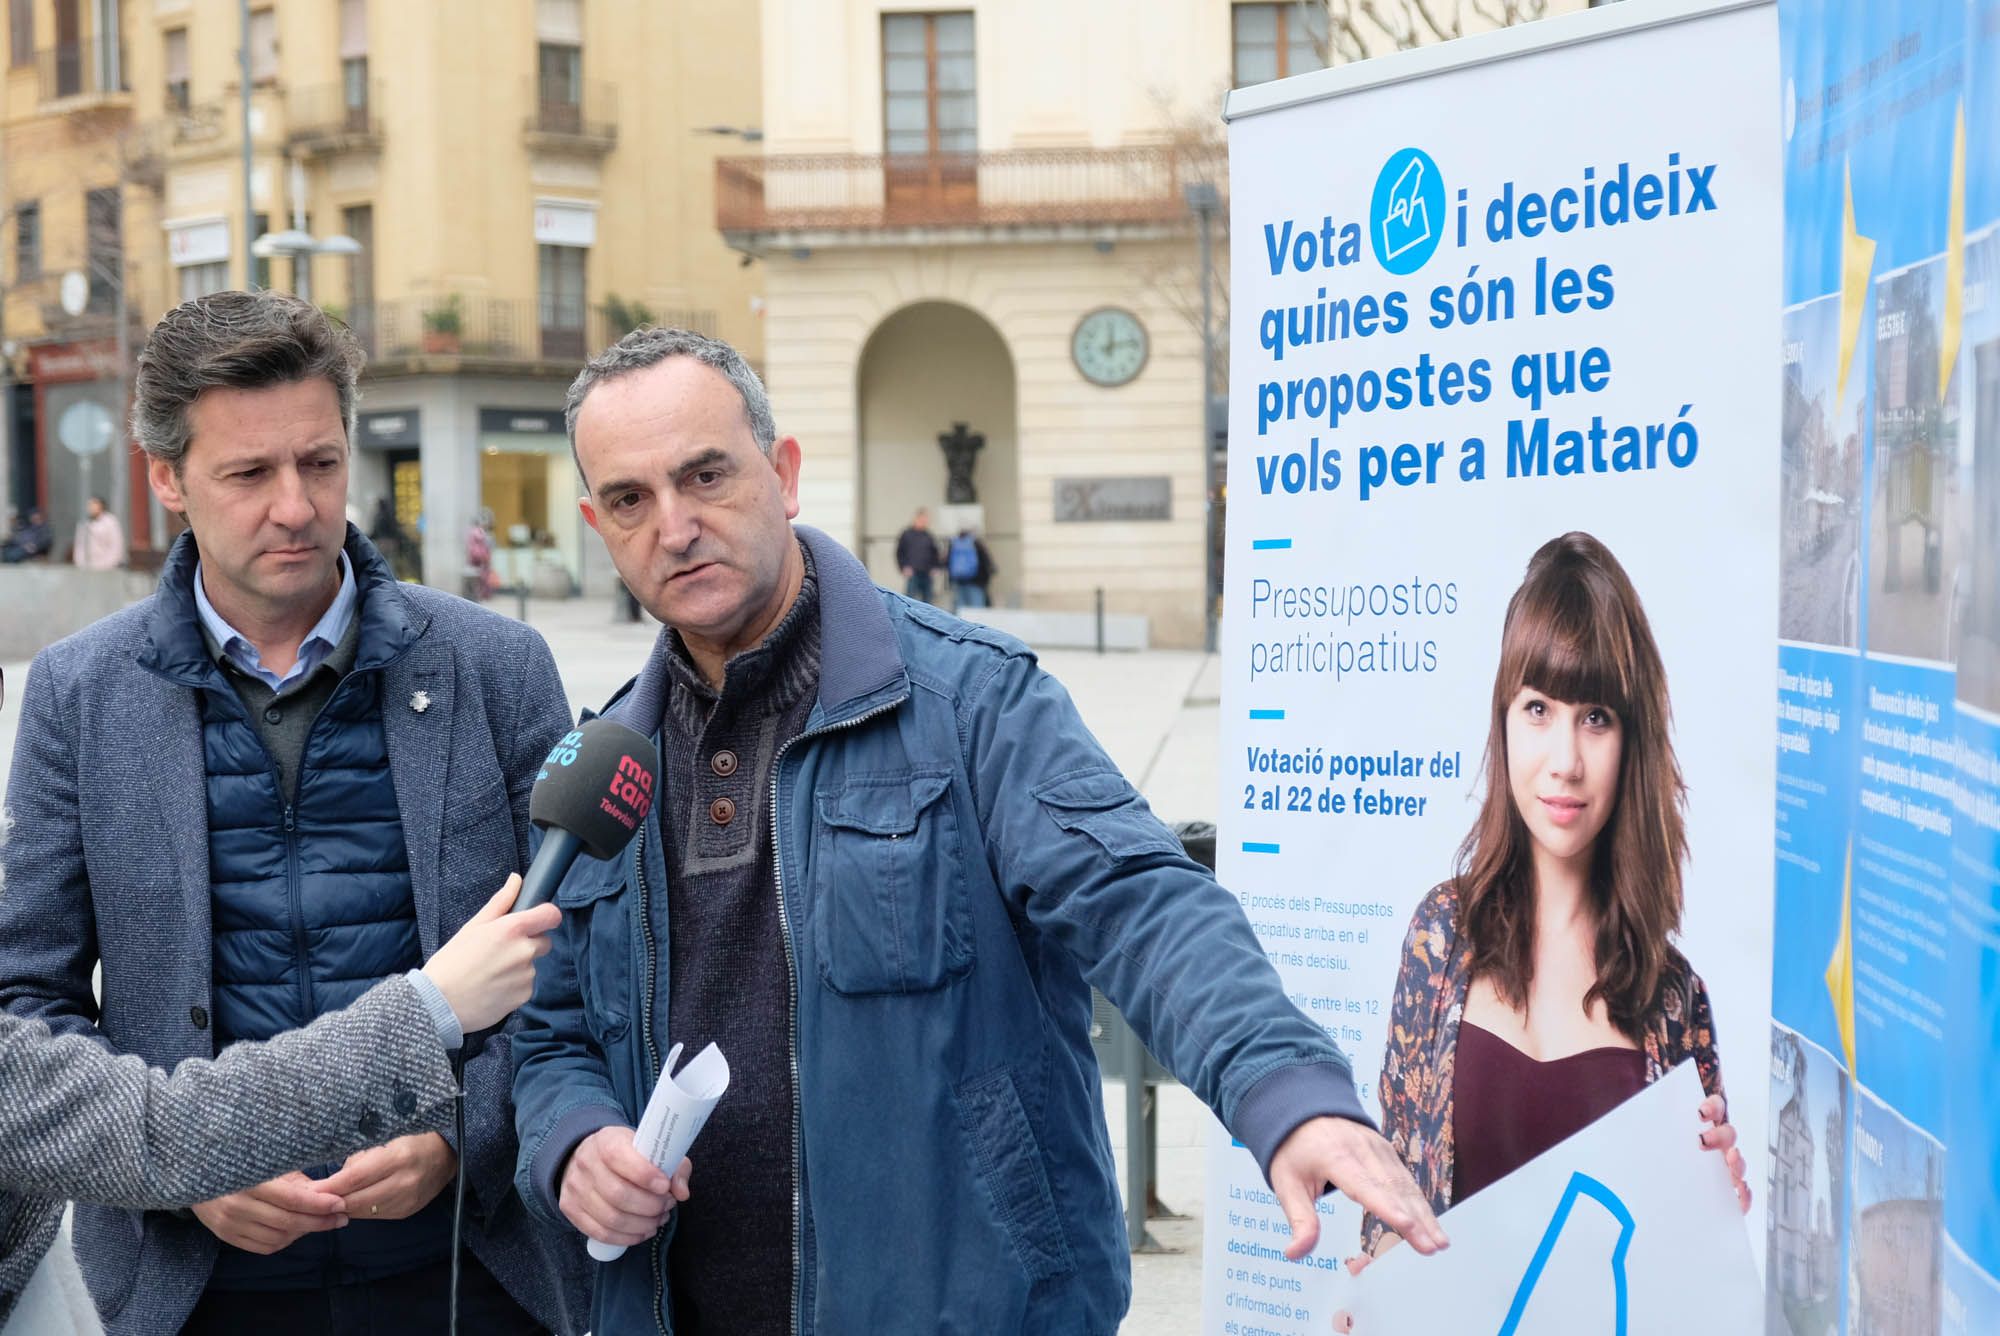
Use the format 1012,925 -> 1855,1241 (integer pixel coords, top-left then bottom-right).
649,542 -> 819,1335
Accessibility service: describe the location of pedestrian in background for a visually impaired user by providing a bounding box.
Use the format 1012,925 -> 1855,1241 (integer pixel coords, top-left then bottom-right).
1,508 -> 51,564
464,509 -> 496,602
369,495 -> 412,582
894,505 -> 940,604
947,525 -> 995,610
71,495 -> 125,570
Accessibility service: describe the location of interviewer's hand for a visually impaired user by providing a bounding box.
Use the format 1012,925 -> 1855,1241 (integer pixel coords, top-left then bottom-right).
192,1171 -> 347,1254
317,1132 -> 457,1220
1699,1094 -> 1752,1214
421,874 -> 561,1032
560,1126 -> 691,1248
1268,1117 -> 1447,1262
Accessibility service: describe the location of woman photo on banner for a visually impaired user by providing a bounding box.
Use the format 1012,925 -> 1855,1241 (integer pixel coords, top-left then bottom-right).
1357,532 -> 1752,1266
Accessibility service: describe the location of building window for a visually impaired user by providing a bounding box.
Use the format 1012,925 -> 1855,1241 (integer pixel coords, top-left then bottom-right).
7,0 -> 30,69
251,211 -> 271,289
538,243 -> 587,361
1232,2 -> 1327,87
536,41 -> 581,134
14,200 -> 39,282
249,8 -> 277,84
164,27 -> 189,111
179,260 -> 228,303
339,0 -> 368,128
85,186 -> 120,314
881,12 -> 975,213
343,203 -> 374,350
342,56 -> 368,126
882,12 -> 974,158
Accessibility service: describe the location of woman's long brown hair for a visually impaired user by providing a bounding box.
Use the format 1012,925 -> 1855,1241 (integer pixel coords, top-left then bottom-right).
1456,532 -> 1687,1037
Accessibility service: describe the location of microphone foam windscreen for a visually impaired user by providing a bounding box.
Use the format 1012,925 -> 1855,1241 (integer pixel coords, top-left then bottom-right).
530,718 -> 662,859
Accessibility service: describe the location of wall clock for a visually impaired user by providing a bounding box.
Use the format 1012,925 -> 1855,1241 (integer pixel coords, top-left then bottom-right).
1071,307 -> 1149,387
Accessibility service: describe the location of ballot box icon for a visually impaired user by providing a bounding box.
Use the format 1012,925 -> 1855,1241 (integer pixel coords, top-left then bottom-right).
1368,146 -> 1445,274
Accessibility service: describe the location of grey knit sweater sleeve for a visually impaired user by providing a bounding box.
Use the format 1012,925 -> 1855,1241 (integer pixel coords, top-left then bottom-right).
0,974 -> 458,1208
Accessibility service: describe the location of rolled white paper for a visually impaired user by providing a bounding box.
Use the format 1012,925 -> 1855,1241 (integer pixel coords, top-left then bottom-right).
588,1040 -> 730,1264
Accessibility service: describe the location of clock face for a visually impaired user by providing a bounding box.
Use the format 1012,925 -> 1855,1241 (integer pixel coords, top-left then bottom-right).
1071,307 -> 1149,387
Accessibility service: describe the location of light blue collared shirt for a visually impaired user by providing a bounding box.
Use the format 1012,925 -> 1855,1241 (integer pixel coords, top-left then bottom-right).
192,551 -> 358,693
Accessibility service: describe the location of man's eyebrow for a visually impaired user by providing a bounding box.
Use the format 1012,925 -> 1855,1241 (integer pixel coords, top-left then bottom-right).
672,448 -> 732,482
591,447 -> 736,500
591,471 -> 647,500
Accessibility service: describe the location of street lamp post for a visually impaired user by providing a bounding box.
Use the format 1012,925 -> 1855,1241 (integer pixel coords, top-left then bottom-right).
251,158 -> 361,304
239,0 -> 255,289
1185,180 -> 1221,655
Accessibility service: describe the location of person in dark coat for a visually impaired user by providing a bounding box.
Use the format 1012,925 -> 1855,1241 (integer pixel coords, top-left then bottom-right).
0,291 -> 589,1335
0,508 -> 51,563
894,506 -> 941,604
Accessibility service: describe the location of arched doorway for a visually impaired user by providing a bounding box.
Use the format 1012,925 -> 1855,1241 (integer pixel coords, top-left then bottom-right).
856,302 -> 1019,607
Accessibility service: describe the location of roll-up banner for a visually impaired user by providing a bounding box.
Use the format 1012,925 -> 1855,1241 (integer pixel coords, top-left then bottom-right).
1209,1 -> 2000,1331
1211,2 -> 1780,1330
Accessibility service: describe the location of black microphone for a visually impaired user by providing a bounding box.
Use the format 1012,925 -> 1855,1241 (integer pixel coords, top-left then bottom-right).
515,718 -> 661,912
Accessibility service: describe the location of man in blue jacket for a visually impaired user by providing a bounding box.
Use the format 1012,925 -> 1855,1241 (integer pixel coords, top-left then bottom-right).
511,327 -> 1447,1335
0,291 -> 589,1333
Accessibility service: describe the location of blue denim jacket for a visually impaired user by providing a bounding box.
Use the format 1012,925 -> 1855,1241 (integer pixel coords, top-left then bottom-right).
511,526 -> 1367,1335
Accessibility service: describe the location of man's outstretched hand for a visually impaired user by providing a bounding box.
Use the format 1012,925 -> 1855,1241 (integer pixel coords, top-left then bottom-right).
1267,1116 -> 1448,1260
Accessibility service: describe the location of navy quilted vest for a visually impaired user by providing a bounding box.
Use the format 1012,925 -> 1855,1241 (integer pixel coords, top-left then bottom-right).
165,539 -> 452,1287
203,669 -> 418,1051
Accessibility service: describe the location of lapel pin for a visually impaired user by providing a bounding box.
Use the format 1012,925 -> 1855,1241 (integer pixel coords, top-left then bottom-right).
410,690 -> 432,714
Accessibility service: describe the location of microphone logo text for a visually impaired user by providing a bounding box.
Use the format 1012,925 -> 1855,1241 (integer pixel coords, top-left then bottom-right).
601,753 -> 656,830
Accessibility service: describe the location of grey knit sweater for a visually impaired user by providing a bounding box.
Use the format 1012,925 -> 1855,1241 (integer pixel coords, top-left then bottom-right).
0,975 -> 459,1328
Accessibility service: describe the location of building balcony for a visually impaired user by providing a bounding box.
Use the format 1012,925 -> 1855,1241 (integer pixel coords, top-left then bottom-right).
522,77 -> 617,155
166,100 -> 230,149
289,80 -> 383,157
716,146 -> 1192,248
35,38 -> 132,112
351,297 -> 713,371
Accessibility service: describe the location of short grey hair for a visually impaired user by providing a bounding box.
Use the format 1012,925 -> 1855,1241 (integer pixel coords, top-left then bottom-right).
131,290 -> 364,468
564,326 -> 776,483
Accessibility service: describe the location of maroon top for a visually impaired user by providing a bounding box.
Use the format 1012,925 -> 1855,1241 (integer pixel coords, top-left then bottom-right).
1450,1020 -> 1648,1204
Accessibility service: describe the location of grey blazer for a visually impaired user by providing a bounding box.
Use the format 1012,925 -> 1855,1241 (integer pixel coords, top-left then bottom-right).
0,977 -> 458,1329
0,539 -> 590,1334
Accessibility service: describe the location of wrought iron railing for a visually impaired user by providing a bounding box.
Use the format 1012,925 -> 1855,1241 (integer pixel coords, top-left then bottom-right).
524,76 -> 617,145
289,79 -> 381,149
716,146 -> 1190,233
37,37 -> 128,104
351,297 -> 715,364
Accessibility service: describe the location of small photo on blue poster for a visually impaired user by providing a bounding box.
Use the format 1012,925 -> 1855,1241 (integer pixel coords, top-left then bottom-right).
1945,1234 -> 2000,1336
1782,295 -> 1866,648
1868,257 -> 1970,665
1958,227 -> 2000,714
1848,1083 -> 1944,1334
1767,1023 -> 1851,1336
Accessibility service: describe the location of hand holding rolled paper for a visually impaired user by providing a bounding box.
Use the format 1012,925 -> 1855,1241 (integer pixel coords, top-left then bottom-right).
588,1041 -> 730,1263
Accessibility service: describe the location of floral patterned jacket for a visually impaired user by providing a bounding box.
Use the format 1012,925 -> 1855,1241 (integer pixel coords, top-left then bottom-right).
1360,880 -> 1725,1255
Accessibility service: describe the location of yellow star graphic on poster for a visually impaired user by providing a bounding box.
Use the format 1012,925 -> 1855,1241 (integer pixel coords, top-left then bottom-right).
1825,837 -> 1857,1072
1940,101 -> 1965,400
1836,160 -> 1876,405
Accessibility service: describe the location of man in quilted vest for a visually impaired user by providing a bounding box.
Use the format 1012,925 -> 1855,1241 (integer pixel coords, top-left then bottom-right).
0,290 -> 588,1334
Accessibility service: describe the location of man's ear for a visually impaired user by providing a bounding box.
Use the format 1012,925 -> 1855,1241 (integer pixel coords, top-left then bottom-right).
148,456 -> 187,516
579,495 -> 601,534
772,436 -> 803,520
